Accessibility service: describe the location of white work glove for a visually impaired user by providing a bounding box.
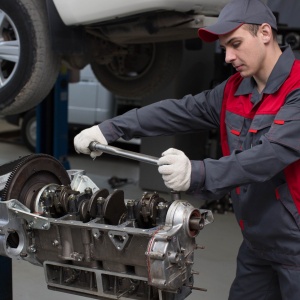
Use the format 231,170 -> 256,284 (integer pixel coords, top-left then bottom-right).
74,125 -> 108,158
158,148 -> 191,191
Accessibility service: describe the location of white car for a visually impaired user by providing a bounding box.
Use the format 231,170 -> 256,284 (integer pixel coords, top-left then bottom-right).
1,0 -> 295,118
0,0 -> 230,116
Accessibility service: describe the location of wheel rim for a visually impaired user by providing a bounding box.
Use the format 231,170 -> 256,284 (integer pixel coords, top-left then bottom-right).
106,44 -> 156,81
0,10 -> 20,87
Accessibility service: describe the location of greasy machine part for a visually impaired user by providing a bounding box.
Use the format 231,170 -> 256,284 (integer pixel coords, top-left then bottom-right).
0,154 -> 70,211
0,153 -> 214,300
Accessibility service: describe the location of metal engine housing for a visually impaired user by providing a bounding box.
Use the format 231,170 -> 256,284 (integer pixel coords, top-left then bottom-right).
0,154 -> 213,300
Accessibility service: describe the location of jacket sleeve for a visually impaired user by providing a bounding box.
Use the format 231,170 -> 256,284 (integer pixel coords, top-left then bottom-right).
196,88 -> 300,197
98,81 -> 226,143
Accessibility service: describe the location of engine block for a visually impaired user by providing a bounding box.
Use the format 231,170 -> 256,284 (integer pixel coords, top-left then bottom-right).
0,154 -> 213,300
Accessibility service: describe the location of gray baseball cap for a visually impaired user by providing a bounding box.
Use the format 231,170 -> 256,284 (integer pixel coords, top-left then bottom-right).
198,0 -> 277,42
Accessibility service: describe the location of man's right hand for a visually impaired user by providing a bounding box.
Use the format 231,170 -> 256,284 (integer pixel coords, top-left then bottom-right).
74,125 -> 108,158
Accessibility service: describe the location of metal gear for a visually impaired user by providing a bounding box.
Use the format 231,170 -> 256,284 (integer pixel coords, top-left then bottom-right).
0,154 -> 70,212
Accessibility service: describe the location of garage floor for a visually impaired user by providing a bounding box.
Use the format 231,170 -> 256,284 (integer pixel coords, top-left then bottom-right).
0,117 -> 242,300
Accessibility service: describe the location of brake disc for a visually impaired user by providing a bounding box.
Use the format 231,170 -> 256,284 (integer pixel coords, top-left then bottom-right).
1,154 -> 70,212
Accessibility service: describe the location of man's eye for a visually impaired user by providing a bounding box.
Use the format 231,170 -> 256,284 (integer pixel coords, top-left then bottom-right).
232,42 -> 240,48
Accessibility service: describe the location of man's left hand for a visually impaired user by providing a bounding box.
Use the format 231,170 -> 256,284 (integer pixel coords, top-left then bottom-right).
158,148 -> 191,191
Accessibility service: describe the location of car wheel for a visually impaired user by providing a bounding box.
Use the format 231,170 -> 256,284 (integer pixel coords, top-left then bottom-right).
91,41 -> 183,98
21,109 -> 36,152
0,0 -> 60,116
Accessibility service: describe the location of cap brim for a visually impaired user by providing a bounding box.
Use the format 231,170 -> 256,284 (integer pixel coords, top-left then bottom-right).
198,22 -> 244,42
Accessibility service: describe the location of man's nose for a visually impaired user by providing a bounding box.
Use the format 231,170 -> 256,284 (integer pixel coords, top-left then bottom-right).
225,49 -> 235,64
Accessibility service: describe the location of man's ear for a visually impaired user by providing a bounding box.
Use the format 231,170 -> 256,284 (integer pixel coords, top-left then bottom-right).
260,23 -> 272,43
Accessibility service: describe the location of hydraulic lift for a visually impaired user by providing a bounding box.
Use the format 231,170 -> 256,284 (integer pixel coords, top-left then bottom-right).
0,68 -> 70,300
36,67 -> 71,169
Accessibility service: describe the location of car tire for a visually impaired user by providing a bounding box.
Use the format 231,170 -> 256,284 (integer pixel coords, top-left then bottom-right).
21,109 -> 36,152
0,0 -> 60,115
91,41 -> 183,98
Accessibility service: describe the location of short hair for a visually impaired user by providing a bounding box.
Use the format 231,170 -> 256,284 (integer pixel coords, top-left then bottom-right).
245,24 -> 278,40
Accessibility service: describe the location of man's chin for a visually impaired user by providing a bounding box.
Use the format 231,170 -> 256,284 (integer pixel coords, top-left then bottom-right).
239,72 -> 251,78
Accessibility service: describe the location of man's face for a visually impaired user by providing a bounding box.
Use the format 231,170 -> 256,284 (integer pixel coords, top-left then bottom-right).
219,25 -> 266,78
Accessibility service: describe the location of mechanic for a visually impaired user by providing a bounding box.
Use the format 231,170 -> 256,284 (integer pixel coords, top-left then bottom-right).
74,0 -> 300,299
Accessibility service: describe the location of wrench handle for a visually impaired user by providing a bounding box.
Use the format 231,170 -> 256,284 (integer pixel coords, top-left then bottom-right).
89,142 -> 159,165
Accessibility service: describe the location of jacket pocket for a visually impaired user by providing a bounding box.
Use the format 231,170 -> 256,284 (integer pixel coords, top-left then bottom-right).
266,107 -> 300,151
276,183 -> 300,231
248,114 -> 275,146
225,111 -> 245,151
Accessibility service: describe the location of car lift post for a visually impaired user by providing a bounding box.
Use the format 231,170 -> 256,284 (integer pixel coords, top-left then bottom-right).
0,256 -> 12,300
0,67 -> 71,300
36,66 -> 71,169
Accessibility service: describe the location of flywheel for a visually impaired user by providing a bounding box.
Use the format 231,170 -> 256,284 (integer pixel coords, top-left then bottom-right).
0,154 -> 70,212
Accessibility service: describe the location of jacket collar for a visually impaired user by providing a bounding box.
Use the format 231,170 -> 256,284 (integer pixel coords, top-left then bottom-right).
235,46 -> 295,96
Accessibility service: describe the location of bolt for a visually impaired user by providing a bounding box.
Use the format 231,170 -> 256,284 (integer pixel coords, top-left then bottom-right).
28,245 -> 37,253
85,187 -> 92,194
42,191 -> 49,199
157,202 -> 166,209
52,240 -> 59,247
42,223 -> 48,229
97,197 -> 105,204
126,199 -> 134,207
68,194 -> 76,201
